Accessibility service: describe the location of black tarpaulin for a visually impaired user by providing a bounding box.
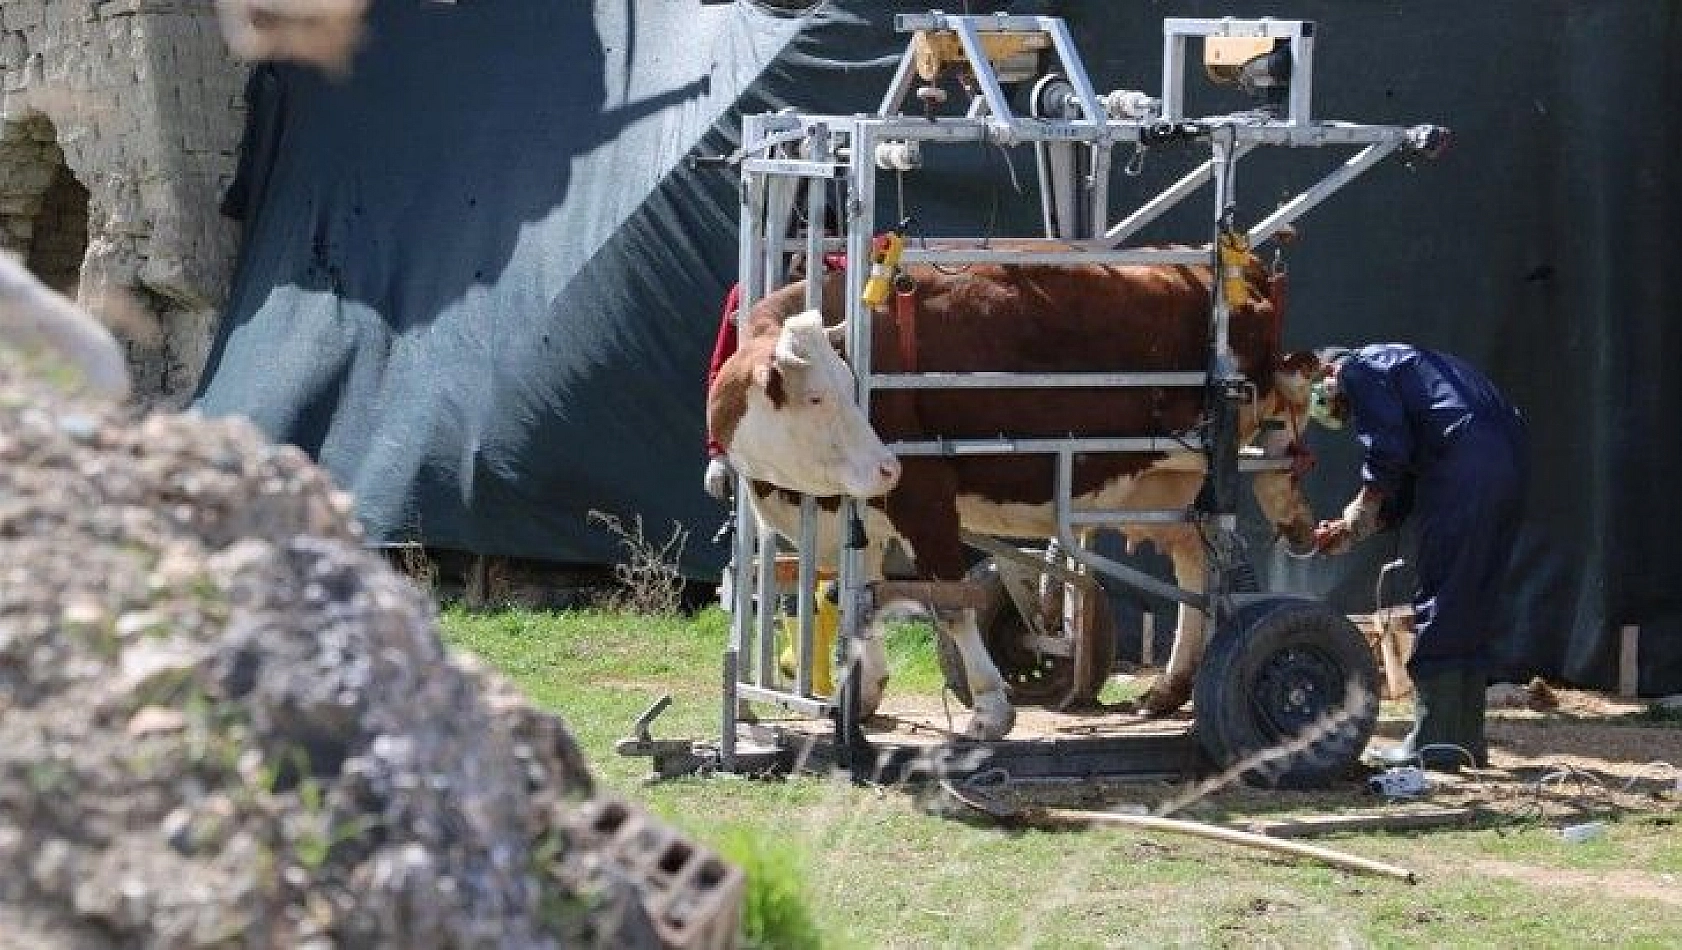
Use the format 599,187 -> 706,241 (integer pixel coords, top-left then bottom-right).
197,1 -> 1682,694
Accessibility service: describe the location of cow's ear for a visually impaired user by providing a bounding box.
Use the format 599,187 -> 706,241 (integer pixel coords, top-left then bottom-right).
751,360 -> 787,408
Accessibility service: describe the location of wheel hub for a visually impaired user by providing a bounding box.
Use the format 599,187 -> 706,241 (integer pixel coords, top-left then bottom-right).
1252,646 -> 1342,738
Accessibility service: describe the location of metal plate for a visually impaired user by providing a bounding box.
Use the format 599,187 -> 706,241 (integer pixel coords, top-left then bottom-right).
746,701 -> 1208,786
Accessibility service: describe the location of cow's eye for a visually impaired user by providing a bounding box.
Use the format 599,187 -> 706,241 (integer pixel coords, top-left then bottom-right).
807,395 -> 825,406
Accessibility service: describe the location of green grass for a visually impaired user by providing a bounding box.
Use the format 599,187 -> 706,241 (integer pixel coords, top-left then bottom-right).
443,606 -> 1682,949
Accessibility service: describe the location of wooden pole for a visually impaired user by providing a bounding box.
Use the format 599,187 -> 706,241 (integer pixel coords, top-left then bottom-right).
1618,624 -> 1640,698
1036,806 -> 1419,883
944,783 -> 1417,884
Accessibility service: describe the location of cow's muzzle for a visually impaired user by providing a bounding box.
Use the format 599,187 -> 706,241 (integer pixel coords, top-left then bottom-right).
855,455 -> 902,497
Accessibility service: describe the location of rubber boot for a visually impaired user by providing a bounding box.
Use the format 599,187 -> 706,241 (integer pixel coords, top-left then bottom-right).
1368,668 -> 1467,772
1458,666 -> 1490,768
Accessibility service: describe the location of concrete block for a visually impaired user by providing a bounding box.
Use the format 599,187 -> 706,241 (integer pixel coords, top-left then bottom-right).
565,798 -> 745,950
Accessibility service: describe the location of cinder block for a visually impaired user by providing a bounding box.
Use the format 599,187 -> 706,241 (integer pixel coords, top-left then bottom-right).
567,797 -> 746,950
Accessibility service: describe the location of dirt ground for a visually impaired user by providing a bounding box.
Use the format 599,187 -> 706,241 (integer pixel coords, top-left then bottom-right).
846,685 -> 1682,831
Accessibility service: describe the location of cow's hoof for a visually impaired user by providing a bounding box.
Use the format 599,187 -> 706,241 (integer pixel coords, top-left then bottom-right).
964,690 -> 1016,740
1139,677 -> 1192,717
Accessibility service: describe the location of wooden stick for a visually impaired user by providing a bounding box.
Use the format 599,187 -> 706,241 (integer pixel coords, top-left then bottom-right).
1034,806 -> 1418,883
1233,806 -> 1474,839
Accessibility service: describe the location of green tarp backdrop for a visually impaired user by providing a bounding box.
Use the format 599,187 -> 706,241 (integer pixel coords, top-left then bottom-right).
197,0 -> 1682,694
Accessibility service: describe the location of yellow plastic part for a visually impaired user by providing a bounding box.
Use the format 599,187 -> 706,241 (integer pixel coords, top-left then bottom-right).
1217,230 -> 1254,308
860,232 -> 907,308
910,29 -> 1051,83
778,585 -> 839,697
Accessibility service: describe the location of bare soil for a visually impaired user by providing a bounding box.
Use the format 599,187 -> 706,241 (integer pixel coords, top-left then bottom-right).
853,685 -> 1682,830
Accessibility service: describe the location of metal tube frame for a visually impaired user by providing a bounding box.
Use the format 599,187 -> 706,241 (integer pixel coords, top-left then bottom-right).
722,14 -> 1441,743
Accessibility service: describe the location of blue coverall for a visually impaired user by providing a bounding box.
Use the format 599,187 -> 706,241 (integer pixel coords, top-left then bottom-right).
1336,345 -> 1528,676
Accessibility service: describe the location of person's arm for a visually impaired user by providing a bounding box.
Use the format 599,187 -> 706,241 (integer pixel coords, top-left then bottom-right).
1338,358 -> 1413,499
1314,483 -> 1386,554
1314,356 -> 1411,553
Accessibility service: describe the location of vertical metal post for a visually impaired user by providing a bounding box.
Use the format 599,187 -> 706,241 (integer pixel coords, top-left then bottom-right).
720,648 -> 738,770
1209,131 -> 1237,364
804,127 -> 830,310
1087,141 -> 1111,240
725,115 -> 772,772
795,496 -> 818,697
1161,29 -> 1187,121
1288,26 -> 1315,125
1205,127 -> 1244,636
755,526 -> 779,687
1034,142 -> 1056,237
729,502 -> 756,708
792,128 -> 832,701
1045,143 -> 1078,239
838,121 -> 877,772
763,176 -> 798,294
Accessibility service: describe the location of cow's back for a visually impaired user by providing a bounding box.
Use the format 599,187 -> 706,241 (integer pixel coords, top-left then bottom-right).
864,262 -> 1279,504
874,263 -> 1259,443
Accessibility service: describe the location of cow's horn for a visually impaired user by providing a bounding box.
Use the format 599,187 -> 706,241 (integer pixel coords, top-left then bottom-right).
773,327 -> 810,369
825,320 -> 848,349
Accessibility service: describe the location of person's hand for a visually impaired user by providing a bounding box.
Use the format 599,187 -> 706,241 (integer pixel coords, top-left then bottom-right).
703,456 -> 735,501
1312,518 -> 1355,555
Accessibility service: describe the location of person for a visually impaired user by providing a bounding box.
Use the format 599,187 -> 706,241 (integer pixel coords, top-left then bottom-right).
702,284 -> 742,501
1307,344 -> 1528,771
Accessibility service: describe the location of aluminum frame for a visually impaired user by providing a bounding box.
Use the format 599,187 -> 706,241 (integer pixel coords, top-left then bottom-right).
720,14 -> 1442,770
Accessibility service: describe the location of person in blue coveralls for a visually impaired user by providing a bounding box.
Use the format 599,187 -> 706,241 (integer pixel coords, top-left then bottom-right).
1307,344 -> 1528,771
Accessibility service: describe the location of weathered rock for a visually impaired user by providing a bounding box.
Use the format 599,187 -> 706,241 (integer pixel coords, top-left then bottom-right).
0,346 -> 717,948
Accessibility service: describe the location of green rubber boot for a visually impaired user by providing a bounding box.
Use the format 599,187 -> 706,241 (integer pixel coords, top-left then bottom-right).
1368,668 -> 1468,772
1458,666 -> 1490,768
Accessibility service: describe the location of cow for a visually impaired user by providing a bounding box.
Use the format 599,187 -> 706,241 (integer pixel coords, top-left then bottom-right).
706,255 -> 1319,740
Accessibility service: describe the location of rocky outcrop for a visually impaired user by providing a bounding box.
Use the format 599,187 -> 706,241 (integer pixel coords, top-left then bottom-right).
0,346 -> 737,948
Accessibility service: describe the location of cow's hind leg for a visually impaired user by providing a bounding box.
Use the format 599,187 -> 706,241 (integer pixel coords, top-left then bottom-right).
941,608 -> 1015,740
1140,534 -> 1207,716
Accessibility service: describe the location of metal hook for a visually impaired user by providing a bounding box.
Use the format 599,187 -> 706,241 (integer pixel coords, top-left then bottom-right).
1124,144 -> 1147,177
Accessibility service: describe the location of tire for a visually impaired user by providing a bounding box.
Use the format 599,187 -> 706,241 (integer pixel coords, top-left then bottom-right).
936,558 -> 1117,710
1193,596 -> 1379,789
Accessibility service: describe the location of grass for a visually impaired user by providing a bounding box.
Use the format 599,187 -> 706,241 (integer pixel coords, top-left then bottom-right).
442,605 -> 1682,949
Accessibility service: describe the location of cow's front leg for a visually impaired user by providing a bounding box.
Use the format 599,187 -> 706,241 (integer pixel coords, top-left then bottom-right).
1140,535 -> 1208,716
844,626 -> 890,718
941,608 -> 1015,740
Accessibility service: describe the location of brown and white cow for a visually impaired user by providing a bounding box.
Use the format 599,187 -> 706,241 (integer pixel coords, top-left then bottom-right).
707,257 -> 1318,740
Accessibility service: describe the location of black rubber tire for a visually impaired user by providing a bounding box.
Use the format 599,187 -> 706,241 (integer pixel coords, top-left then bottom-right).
1192,596 -> 1379,789
936,558 -> 1117,710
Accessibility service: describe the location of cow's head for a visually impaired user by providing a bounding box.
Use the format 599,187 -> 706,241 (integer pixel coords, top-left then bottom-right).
719,310 -> 902,499
1249,350 -> 1321,550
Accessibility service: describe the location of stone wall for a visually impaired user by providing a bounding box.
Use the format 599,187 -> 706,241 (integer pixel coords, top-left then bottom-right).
0,0 -> 248,409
